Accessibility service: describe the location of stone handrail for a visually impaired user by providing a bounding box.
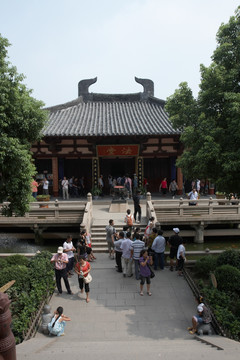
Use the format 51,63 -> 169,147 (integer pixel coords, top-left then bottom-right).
152,197 -> 240,217
80,193 -> 93,233
146,192 -> 157,220
0,200 -> 86,219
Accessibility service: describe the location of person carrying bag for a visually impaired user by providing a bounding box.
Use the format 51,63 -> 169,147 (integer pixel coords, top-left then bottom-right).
75,255 -> 92,303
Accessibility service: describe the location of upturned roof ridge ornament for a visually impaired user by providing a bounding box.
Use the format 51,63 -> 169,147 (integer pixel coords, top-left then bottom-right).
78,77 -> 97,96
135,77 -> 154,97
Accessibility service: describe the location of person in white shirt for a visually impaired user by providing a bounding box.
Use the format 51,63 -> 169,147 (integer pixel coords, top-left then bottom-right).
62,176 -> 69,200
177,240 -> 186,276
188,188 -> 198,206
43,178 -> 49,195
63,235 -> 76,276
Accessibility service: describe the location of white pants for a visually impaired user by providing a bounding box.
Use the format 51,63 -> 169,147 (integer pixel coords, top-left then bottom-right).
122,257 -> 133,276
62,188 -> 69,199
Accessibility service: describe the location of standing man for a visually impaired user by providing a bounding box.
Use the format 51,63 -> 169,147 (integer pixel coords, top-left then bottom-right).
133,174 -> 138,195
167,228 -> 182,271
114,231 -> 124,273
63,235 -> 76,276
151,230 -> 166,270
133,190 -> 141,224
42,178 -> 49,195
51,246 -> 73,295
131,233 -> 145,280
62,176 -> 69,200
121,231 -> 133,277
105,219 -> 116,259
169,179 -> 178,199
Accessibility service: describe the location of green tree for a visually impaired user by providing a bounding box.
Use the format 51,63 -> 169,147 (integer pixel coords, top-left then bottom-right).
165,7 -> 240,194
0,35 -> 47,216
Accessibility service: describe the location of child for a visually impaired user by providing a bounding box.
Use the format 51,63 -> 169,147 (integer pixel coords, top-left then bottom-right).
177,239 -> 186,276
124,209 -> 133,231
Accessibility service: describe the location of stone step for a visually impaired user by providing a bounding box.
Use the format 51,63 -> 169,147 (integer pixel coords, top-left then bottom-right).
16,338 -> 231,360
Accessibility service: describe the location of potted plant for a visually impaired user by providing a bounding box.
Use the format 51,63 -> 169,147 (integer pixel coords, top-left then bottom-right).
139,186 -> 147,198
91,186 -> 102,200
36,194 -> 50,208
215,191 -> 225,199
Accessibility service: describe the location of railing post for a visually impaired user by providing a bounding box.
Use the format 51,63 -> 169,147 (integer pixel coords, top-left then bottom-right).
87,192 -> 92,203
146,192 -> 151,202
155,221 -> 161,230
54,199 -> 59,218
208,197 -> 213,215
179,197 -> 184,216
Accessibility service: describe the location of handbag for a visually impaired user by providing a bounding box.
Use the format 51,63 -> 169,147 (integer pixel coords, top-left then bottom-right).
83,273 -> 92,284
147,264 -> 155,278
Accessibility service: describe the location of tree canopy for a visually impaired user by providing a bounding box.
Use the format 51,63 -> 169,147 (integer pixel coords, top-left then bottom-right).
0,35 -> 48,216
165,7 -> 240,194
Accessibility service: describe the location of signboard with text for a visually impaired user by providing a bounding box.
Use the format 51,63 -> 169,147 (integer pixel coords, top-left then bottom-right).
97,145 -> 139,157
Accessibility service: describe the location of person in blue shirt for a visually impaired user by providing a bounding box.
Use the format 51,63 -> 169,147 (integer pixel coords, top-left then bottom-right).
151,229 -> 166,270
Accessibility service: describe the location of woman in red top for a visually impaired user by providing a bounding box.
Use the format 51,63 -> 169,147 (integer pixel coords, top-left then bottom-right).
159,178 -> 168,196
75,256 -> 91,303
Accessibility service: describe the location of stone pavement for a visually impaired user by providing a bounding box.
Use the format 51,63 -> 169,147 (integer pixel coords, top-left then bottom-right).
17,254 -> 240,360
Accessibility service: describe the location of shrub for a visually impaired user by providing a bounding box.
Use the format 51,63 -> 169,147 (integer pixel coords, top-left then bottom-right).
193,255 -> 217,278
0,265 -> 30,292
201,287 -> 231,309
215,264 -> 240,294
5,254 -> 29,267
0,251 -> 55,344
216,249 -> 240,270
200,287 -> 240,340
0,258 -> 7,270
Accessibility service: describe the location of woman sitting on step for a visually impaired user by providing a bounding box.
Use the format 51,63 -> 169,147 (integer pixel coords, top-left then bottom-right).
48,306 -> 71,336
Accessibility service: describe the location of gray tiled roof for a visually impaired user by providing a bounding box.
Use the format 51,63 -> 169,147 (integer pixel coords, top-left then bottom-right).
44,97 -> 179,137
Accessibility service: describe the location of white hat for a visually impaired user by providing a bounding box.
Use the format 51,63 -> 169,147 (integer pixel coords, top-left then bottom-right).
173,228 -> 180,233
197,305 -> 203,312
57,246 -> 63,254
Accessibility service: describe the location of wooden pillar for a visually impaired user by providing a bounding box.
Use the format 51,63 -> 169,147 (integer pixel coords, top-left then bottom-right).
137,156 -> 144,188
92,157 -> 98,188
52,157 -> 58,197
177,167 -> 183,195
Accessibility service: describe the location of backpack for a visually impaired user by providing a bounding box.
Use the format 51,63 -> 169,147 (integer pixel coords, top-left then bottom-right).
126,214 -> 133,227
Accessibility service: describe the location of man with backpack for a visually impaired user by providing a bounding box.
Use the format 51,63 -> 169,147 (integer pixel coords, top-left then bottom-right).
124,209 -> 133,231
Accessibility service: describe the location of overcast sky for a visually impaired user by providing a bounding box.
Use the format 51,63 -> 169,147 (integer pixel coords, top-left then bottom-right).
0,0 -> 239,107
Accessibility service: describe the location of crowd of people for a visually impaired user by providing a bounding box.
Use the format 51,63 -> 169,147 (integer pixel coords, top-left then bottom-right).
48,217 -> 212,337
105,213 -> 188,295
50,230 -> 96,303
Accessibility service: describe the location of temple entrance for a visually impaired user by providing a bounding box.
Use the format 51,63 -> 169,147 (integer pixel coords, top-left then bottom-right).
99,157 -> 135,178
144,158 -> 172,193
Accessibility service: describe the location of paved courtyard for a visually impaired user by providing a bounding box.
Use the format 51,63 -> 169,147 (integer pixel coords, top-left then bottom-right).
17,253 -> 240,360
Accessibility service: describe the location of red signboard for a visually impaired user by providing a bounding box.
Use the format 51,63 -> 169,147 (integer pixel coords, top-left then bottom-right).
97,145 -> 139,157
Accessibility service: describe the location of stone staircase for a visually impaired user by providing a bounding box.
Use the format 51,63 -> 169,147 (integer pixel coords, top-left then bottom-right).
16,253 -> 240,360
91,224 -> 147,253
17,337 -> 238,360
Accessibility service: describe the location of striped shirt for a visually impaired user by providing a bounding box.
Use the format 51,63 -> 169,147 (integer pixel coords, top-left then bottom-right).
131,240 -> 145,260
